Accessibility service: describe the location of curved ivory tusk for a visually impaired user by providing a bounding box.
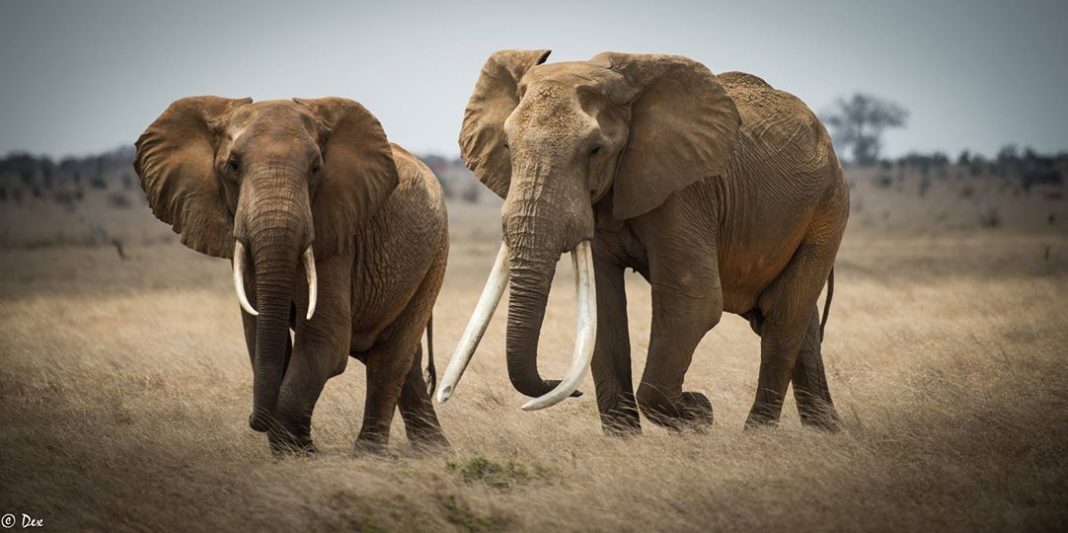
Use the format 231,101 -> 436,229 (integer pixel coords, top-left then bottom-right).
521,240 -> 597,411
303,246 -> 317,320
436,243 -> 510,404
233,241 -> 258,317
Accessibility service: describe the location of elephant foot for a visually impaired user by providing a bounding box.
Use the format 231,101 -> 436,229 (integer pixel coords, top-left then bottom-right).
408,432 -> 450,454
679,391 -> 714,429
353,433 -> 391,457
249,411 -> 273,433
798,401 -> 842,432
638,390 -> 714,432
600,415 -> 642,438
269,431 -> 317,457
743,405 -> 781,431
599,397 -> 642,437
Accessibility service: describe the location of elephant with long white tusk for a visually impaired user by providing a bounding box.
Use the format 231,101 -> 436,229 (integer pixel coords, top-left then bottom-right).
437,241 -> 596,411
136,96 -> 450,454
440,50 -> 849,437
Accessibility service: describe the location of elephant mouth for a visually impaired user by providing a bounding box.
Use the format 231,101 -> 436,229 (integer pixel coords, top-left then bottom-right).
435,240 -> 597,411
232,240 -> 319,321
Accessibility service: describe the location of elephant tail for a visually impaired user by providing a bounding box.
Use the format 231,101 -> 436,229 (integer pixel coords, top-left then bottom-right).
425,315 -> 437,395
819,268 -> 834,341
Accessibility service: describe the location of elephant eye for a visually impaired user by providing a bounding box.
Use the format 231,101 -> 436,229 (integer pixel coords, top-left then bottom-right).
311,164 -> 322,175
590,144 -> 601,156
227,156 -> 240,172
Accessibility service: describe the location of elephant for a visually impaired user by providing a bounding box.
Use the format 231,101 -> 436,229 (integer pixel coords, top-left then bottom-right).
135,96 -> 449,453
437,50 -> 848,435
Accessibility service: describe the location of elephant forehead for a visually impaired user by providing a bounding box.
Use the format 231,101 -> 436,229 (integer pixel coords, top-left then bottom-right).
229,101 -> 319,138
507,88 -> 596,143
523,61 -> 620,88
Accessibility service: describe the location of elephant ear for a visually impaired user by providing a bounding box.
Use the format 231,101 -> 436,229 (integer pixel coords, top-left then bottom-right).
294,97 -> 399,257
459,49 -> 551,198
134,96 -> 251,258
591,52 -> 741,220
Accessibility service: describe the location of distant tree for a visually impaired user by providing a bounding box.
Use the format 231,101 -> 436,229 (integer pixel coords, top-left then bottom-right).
822,93 -> 908,166
41,161 -> 54,189
997,144 -> 1019,164
108,192 -> 132,209
461,184 -> 480,203
957,150 -> 971,166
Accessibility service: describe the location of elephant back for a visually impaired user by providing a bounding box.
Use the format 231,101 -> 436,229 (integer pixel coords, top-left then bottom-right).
717,71 -> 835,178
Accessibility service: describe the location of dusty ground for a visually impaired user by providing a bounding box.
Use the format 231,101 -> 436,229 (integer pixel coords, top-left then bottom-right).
1,187 -> 1067,531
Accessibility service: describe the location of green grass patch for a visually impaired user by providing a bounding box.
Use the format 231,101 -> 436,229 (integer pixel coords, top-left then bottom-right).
446,456 -> 534,490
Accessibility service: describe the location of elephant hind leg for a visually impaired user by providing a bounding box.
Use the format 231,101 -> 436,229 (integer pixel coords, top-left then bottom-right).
746,305 -> 840,431
746,236 -> 839,430
357,248 -> 447,454
398,343 -> 449,452
792,308 -> 841,431
357,327 -> 419,454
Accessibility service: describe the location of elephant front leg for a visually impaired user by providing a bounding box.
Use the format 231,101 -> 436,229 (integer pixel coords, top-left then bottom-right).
271,259 -> 352,455
241,310 -> 295,436
635,253 -> 722,431
271,326 -> 348,455
591,254 -> 640,436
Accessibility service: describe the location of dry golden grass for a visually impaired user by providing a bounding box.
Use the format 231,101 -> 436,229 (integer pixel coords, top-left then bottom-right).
1,202 -> 1067,530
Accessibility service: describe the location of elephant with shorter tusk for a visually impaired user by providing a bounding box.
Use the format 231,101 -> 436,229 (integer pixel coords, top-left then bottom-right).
439,50 -> 849,435
135,96 -> 449,454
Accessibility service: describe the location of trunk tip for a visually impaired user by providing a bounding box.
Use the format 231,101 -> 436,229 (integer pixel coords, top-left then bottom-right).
248,411 -> 271,433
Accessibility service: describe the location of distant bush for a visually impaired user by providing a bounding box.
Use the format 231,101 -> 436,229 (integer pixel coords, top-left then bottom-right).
54,190 -> 78,208
918,176 -> 931,197
875,148 -> 1067,193
461,184 -> 480,203
1022,168 -> 1063,191
979,208 -> 1001,228
108,193 -> 132,209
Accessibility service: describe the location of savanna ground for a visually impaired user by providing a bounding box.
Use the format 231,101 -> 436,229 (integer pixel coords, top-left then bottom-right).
1,172 -> 1067,531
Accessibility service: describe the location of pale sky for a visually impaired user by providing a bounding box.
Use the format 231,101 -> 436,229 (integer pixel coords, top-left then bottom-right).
1,0 -> 1066,159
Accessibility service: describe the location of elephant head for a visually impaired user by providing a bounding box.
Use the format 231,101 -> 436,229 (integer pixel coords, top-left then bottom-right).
135,96 -> 398,431
438,50 -> 740,409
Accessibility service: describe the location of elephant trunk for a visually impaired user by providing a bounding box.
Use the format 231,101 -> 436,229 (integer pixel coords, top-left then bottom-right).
501,165 -> 592,400
241,179 -> 312,433
504,240 -> 559,398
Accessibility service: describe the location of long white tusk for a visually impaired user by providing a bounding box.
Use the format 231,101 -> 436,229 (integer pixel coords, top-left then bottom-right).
303,246 -> 317,321
233,241 -> 258,317
521,240 -> 597,411
436,243 -> 510,404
